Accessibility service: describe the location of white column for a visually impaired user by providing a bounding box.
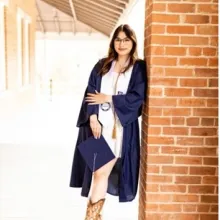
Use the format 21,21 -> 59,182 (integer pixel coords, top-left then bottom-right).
24,19 -> 30,85
17,10 -> 23,87
0,3 -> 6,91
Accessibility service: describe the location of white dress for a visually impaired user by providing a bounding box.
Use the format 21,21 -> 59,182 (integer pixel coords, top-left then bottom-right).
98,61 -> 133,158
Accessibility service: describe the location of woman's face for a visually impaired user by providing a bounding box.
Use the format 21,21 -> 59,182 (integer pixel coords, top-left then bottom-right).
114,31 -> 133,56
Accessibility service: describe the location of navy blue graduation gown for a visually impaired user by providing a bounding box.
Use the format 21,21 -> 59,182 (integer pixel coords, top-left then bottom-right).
69,58 -> 147,202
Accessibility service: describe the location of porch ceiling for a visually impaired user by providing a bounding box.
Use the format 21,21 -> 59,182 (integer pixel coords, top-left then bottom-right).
36,0 -> 130,36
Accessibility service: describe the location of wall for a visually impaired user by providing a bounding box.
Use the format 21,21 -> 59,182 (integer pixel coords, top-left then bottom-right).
0,0 -> 36,121
140,0 -> 218,219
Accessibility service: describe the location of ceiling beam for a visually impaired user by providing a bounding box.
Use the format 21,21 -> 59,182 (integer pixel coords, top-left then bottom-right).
97,0 -> 126,10
78,17 -> 112,36
83,0 -> 123,14
79,21 -> 110,37
74,3 -> 119,20
68,0 -> 77,34
116,0 -> 129,3
75,10 -> 116,27
78,15 -> 114,30
36,0 -> 45,33
41,0 -> 72,15
75,8 -> 117,24
73,1 -> 120,17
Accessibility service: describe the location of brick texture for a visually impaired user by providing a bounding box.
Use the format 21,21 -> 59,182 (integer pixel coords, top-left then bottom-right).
0,0 -> 36,120
140,0 -> 218,219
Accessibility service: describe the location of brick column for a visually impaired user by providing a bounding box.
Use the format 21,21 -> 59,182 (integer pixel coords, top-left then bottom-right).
139,0 -> 218,219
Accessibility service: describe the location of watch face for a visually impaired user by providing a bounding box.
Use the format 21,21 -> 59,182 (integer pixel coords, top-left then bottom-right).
101,102 -> 111,111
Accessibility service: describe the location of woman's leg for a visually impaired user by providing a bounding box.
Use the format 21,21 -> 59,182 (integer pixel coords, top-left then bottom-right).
90,157 -> 118,203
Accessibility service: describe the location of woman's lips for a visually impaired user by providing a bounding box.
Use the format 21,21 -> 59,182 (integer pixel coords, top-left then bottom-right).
119,48 -> 127,51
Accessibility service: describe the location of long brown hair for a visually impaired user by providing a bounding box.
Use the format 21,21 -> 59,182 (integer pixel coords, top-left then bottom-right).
98,24 -> 139,76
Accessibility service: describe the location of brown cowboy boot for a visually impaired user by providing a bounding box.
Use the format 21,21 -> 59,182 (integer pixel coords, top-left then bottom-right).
84,198 -> 105,220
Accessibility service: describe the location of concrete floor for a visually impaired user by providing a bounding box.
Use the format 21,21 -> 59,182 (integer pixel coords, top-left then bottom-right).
0,95 -> 139,220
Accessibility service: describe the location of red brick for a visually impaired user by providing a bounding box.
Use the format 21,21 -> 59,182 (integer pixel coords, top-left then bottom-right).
148,46 -> 164,55
180,58 -> 208,66
177,137 -> 203,145
151,24 -> 166,34
146,165 -> 160,173
186,118 -> 200,126
188,47 -> 202,56
210,205 -> 218,212
149,98 -> 177,106
149,67 -> 164,76
172,117 -> 185,125
165,47 -> 186,56
183,204 -> 197,212
165,68 -> 193,77
201,118 -> 215,126
152,14 -> 180,23
193,108 -> 218,116
153,3 -> 166,12
188,185 -> 215,194
161,146 -> 187,154
163,127 -> 188,135
197,204 -> 210,212
185,15 -> 210,24
207,98 -> 218,107
208,79 -> 218,87
203,176 -> 218,184
151,35 -> 179,45
211,15 -> 218,24
161,166 -> 188,174
200,214 -> 218,220
175,176 -> 201,184
180,78 -> 207,87
209,58 -> 218,66
198,4 -> 218,14
159,204 -> 182,212
147,127 -> 161,135
181,36 -> 209,45
151,57 -> 177,66
205,138 -> 218,146
191,128 -> 217,136
190,167 -> 216,175
167,25 -> 195,34
210,37 -> 218,46
146,194 -> 172,202
147,175 -> 172,183
201,195 -> 218,203
195,68 -> 218,77
197,25 -> 218,35
150,78 -> 178,86
194,89 -> 218,97
175,156 -> 202,165
189,147 -> 217,155
146,184 -> 159,192
203,157 -> 218,165
148,117 -> 171,125
165,88 -> 192,97
147,136 -> 175,145
145,203 -> 158,211
178,98 -> 206,107
203,48 -> 217,56
172,194 -> 199,202
147,155 -> 174,164
163,108 -> 191,116
148,107 -> 162,116
168,4 -> 195,13
149,88 -> 163,96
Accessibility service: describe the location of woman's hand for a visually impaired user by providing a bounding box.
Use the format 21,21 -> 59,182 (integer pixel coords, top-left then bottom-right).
89,114 -> 102,139
85,90 -> 112,105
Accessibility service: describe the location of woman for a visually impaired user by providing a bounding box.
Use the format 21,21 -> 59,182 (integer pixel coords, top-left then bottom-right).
69,24 -> 147,220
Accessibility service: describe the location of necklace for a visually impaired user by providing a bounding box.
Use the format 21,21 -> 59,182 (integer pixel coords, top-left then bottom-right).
116,57 -> 130,73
